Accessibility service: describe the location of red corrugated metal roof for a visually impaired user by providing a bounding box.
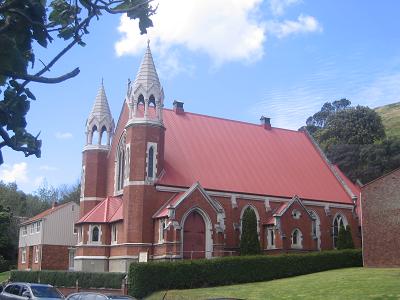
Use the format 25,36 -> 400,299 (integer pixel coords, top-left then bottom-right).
77,197 -> 122,223
21,202 -> 72,225
158,109 -> 353,204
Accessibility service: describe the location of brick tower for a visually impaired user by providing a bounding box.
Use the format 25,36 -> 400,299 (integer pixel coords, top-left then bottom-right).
120,42 -> 165,251
80,81 -> 115,217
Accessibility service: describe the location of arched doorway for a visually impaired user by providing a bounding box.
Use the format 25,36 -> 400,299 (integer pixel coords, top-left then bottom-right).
183,211 -> 206,259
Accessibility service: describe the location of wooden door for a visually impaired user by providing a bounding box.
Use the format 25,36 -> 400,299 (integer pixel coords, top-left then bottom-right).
183,211 -> 206,259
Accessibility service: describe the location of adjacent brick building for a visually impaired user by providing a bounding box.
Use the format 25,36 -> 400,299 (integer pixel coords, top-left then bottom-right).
74,43 -> 362,272
361,168 -> 400,267
18,202 -> 79,270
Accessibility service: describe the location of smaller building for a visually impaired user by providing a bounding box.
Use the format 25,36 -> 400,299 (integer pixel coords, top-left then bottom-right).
361,168 -> 400,267
18,202 -> 79,271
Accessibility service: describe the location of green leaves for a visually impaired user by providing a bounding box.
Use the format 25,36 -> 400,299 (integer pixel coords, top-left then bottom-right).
240,207 -> 261,255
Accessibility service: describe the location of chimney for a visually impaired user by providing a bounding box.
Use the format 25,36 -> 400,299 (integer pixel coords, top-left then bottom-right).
52,201 -> 58,209
173,100 -> 184,114
260,116 -> 271,130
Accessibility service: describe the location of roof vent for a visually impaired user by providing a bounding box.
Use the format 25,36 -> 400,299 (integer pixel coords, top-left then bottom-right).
260,116 -> 271,130
173,100 -> 184,114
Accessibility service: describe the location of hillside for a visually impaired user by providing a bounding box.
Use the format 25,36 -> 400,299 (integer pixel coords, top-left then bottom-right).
375,102 -> 400,139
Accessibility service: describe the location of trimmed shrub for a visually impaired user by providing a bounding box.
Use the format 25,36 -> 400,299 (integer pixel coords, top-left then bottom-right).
128,249 -> 362,298
239,208 -> 261,255
337,225 -> 355,250
10,270 -> 126,289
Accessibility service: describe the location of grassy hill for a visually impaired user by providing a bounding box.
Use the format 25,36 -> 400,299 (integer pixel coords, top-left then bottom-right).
375,102 -> 400,139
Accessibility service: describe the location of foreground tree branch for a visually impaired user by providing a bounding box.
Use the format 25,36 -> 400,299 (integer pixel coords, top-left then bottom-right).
3,68 -> 80,84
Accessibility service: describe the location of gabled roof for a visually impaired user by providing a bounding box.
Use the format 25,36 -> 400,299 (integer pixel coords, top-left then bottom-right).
156,109 -> 355,205
21,202 -> 73,225
273,195 -> 314,220
153,182 -> 223,218
76,197 -> 122,224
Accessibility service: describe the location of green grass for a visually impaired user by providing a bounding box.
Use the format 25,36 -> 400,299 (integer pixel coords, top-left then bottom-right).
146,268 -> 400,300
375,102 -> 400,139
0,271 -> 10,284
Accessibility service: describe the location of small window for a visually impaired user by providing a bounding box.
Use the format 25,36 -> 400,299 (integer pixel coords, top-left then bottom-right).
267,227 -> 275,249
78,226 -> 83,244
30,224 -> 35,234
158,219 -> 166,243
292,209 -> 301,220
148,147 -> 154,178
111,224 -> 117,244
91,226 -> 100,243
36,221 -> 41,233
21,248 -> 26,263
291,229 -> 303,249
22,226 -> 27,236
34,246 -> 39,263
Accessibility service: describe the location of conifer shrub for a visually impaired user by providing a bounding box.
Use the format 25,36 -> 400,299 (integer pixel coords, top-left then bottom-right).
337,225 -> 355,250
239,207 -> 261,255
128,249 -> 362,298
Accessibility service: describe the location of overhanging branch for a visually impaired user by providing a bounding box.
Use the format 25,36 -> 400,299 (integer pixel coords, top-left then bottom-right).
3,68 -> 80,84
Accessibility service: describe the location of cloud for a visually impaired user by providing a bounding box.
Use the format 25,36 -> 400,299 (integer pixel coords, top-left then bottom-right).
0,162 -> 28,183
39,165 -> 58,171
267,14 -> 322,38
115,0 -> 266,65
55,132 -> 73,139
269,0 -> 302,16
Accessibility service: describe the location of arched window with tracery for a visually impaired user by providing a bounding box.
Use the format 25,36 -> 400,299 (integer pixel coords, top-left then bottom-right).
333,214 -> 347,248
291,228 -> 303,249
91,226 -> 100,243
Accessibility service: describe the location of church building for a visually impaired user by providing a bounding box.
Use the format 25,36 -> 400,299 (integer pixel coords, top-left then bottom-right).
74,44 -> 361,272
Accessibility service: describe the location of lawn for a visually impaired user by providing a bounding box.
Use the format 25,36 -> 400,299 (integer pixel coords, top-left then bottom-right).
146,267 -> 400,300
0,271 -> 10,284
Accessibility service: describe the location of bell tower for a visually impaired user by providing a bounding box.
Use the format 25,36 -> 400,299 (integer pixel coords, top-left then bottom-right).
122,41 -> 166,244
81,81 -> 114,217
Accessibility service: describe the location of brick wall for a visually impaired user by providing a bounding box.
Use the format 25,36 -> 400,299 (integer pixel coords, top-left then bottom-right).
362,168 -> 400,267
41,245 -> 70,270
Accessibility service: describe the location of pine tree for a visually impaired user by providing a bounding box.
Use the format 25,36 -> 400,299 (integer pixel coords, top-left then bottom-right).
240,208 -> 261,255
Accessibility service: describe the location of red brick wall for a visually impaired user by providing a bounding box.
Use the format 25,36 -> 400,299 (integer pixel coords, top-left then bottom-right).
362,168 -> 400,267
41,245 -> 70,270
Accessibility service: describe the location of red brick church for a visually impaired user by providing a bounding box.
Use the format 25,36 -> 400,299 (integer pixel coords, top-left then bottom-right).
74,44 -> 361,272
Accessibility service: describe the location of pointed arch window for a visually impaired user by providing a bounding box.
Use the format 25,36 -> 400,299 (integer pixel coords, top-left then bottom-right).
291,228 -> 303,249
333,214 -> 347,248
146,142 -> 157,180
116,133 -> 126,192
90,225 -> 101,243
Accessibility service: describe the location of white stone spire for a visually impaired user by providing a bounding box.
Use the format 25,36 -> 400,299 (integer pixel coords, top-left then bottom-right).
85,81 -> 115,148
126,41 -> 164,126
133,41 -> 161,92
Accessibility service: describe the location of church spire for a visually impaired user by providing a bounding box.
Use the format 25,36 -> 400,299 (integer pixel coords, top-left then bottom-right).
126,41 -> 164,126
85,81 -> 115,148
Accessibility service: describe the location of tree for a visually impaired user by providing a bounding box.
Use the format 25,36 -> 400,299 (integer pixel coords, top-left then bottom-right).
336,225 -> 354,250
240,207 -> 261,255
0,205 -> 13,260
303,100 -> 400,184
316,106 -> 385,150
0,0 -> 156,164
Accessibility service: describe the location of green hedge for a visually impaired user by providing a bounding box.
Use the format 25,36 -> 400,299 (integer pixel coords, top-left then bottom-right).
10,270 -> 126,289
128,249 -> 362,298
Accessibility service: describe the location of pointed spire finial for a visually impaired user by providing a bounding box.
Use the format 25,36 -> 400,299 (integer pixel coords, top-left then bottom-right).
101,77 -> 104,85
147,38 -> 150,47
